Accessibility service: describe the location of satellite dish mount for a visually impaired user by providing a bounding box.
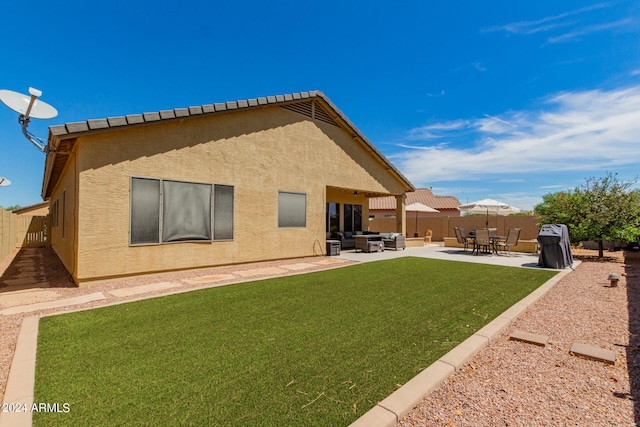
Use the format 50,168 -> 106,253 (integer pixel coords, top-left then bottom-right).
0,87 -> 58,153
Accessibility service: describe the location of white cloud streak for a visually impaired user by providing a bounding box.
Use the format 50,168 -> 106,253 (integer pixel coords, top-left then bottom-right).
481,3 -> 610,35
547,18 -> 632,43
396,86 -> 640,185
480,2 -> 630,44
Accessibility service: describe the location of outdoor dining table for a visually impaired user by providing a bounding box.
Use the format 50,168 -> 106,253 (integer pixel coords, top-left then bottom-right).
469,232 -> 505,254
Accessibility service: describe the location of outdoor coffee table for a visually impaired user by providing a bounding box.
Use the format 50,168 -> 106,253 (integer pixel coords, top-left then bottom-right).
366,241 -> 384,253
355,234 -> 384,253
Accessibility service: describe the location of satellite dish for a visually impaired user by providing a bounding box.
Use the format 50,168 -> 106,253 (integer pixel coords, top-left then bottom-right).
0,177 -> 11,187
0,87 -> 58,153
0,88 -> 58,119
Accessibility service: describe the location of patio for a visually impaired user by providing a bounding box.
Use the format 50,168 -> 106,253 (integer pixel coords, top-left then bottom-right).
336,242 -> 579,270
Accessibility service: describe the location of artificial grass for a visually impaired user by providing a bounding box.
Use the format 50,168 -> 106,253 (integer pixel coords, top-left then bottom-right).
33,257 -> 556,426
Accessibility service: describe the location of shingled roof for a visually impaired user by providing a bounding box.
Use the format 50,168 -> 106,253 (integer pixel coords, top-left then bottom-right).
369,188 -> 461,210
42,90 -> 415,199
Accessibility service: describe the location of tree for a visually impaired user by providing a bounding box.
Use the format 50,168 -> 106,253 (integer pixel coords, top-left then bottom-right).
534,173 -> 640,258
1,205 -> 21,211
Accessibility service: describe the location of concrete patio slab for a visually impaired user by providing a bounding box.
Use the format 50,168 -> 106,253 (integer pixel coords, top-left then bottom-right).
182,274 -> 236,285
0,292 -> 106,315
509,330 -> 549,346
569,343 -> 616,364
109,282 -> 181,297
233,267 -> 288,277
0,316 -> 38,427
337,245 -> 580,271
0,290 -> 61,308
313,258 -> 349,265
279,263 -> 317,271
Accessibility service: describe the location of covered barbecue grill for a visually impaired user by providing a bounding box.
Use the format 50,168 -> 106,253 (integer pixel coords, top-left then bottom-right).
537,224 -> 573,269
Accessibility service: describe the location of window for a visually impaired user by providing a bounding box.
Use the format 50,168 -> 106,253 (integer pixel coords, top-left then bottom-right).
62,191 -> 66,239
344,204 -> 362,232
326,202 -> 340,232
130,177 -> 234,245
162,180 -> 212,242
131,178 -> 161,244
278,191 -> 306,228
51,199 -> 59,227
214,185 -> 234,240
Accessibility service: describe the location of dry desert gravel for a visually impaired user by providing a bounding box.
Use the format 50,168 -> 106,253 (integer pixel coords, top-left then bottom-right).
1,246 -> 639,426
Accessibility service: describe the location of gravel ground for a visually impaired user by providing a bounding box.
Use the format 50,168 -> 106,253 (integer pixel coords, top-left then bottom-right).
1,247 -> 639,426
399,249 -> 640,426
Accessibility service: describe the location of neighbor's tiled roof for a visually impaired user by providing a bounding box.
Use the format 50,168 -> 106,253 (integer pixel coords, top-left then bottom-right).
369,188 -> 461,210
42,90 -> 415,199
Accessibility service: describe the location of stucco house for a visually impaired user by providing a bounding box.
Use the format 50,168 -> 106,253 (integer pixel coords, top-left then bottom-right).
41,91 -> 414,286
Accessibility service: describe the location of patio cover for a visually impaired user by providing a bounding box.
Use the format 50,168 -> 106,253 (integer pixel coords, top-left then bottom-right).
537,224 -> 573,269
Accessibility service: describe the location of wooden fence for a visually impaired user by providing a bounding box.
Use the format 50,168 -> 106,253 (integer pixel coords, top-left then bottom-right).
369,215 -> 541,241
0,208 -> 49,263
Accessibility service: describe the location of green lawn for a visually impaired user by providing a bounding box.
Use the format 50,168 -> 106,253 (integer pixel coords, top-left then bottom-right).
34,257 -> 556,426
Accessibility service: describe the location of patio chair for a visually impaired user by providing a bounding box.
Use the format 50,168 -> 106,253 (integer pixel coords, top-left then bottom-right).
473,229 -> 492,255
487,228 -> 498,237
496,228 -> 521,256
424,229 -> 433,244
454,227 -> 473,252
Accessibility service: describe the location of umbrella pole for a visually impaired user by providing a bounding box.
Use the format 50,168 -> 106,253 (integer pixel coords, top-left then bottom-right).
415,212 -> 419,237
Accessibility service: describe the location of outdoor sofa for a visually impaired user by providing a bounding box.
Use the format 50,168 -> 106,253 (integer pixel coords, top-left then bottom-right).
379,233 -> 406,250
330,231 -> 405,251
330,231 -> 356,249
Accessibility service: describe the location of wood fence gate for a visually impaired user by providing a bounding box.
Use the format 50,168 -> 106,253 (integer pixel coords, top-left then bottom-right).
16,215 -> 49,248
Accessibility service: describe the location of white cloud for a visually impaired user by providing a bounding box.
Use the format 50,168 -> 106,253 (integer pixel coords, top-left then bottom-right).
480,3 -> 631,44
396,86 -> 640,185
481,3 -> 610,35
407,120 -> 469,139
548,18 -> 633,43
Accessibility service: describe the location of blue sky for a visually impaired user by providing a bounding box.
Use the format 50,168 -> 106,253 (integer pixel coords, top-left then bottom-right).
1,1 -> 639,210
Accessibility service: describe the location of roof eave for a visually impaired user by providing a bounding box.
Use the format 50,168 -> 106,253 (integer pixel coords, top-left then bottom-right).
41,90 -> 415,198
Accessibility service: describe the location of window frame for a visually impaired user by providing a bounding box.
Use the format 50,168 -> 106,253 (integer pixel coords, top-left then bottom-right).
326,202 -> 340,233
278,191 -> 307,228
129,176 -> 234,246
344,203 -> 363,233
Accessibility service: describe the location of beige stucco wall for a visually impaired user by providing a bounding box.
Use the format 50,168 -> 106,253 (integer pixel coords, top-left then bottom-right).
57,105 -> 407,284
49,150 -> 78,277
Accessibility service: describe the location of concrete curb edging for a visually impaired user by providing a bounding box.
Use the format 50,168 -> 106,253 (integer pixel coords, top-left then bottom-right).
350,269 -> 572,427
0,316 -> 39,427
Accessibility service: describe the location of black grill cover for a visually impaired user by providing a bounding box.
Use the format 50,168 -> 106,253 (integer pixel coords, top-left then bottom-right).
537,224 -> 573,269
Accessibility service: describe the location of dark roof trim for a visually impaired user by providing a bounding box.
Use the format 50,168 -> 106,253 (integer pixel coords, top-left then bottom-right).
42,90 -> 414,199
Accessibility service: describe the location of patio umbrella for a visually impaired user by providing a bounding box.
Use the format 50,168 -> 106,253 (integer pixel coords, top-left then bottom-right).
457,199 -> 520,227
406,202 -> 439,237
